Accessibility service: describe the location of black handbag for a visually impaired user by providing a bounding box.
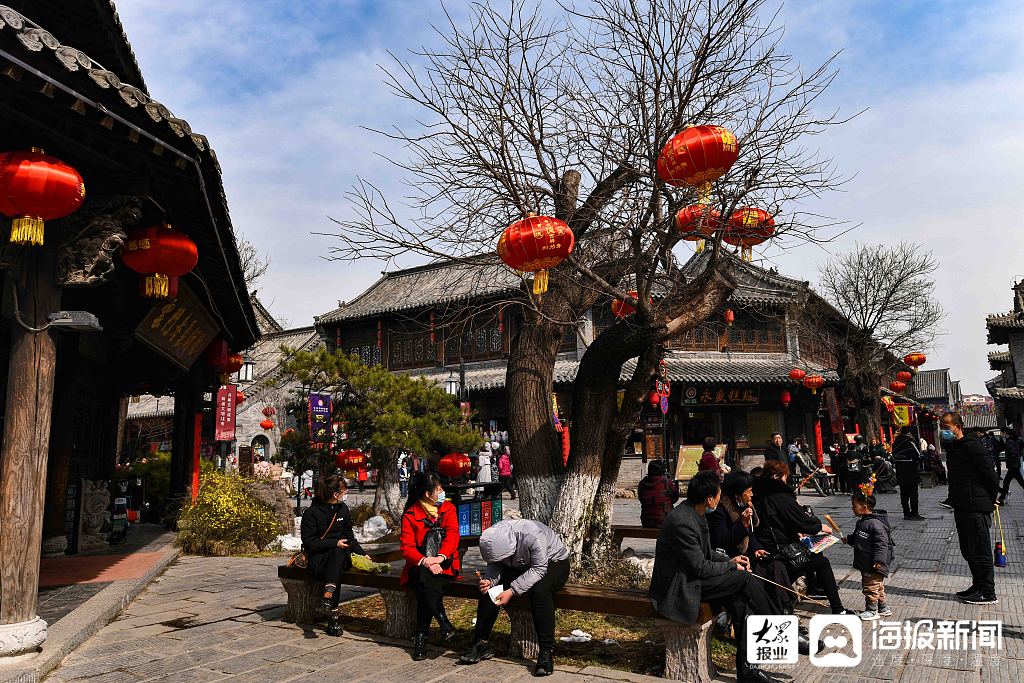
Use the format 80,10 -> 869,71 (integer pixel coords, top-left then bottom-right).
420,514 -> 454,570
767,525 -> 811,572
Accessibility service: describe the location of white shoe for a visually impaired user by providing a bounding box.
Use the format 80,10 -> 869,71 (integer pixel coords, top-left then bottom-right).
858,609 -> 879,621
877,606 -> 893,617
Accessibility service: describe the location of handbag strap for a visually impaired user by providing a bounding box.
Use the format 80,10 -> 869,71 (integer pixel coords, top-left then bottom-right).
320,512 -> 338,540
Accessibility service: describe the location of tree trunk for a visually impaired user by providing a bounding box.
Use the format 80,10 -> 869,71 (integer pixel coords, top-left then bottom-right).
372,448 -> 403,522
850,373 -> 882,438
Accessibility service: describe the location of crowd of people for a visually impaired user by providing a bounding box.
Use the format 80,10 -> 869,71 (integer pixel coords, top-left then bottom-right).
296,410 -> 1008,682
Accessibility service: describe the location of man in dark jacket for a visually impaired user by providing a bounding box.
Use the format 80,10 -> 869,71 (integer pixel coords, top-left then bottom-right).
942,412 -> 999,604
891,426 -> 923,520
763,432 -> 787,464
650,471 -> 784,683
846,435 -> 868,492
638,460 -> 679,528
998,427 -> 1024,506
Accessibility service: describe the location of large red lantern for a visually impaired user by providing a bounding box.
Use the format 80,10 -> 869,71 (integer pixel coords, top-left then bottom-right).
223,354 -> 244,375
802,375 -> 825,395
904,352 -> 927,373
657,126 -> 739,201
497,214 -> 575,294
206,339 -> 230,371
780,390 -> 791,408
259,419 -> 275,430
724,308 -> 735,327
612,290 -> 639,318
236,389 -> 246,404
439,452 -> 472,478
788,368 -> 806,383
336,449 -> 367,470
121,224 -> 199,299
724,208 -> 775,261
889,380 -> 907,394
262,406 -> 276,418
895,371 -> 913,383
0,149 -> 85,246
675,204 -> 721,252
648,391 -> 661,407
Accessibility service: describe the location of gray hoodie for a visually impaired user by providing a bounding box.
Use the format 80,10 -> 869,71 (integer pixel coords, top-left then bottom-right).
479,519 -> 569,595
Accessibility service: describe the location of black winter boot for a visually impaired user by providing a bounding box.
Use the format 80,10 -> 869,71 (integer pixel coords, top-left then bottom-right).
534,648 -> 554,677
438,613 -> 456,641
412,632 -> 428,661
325,616 -> 343,637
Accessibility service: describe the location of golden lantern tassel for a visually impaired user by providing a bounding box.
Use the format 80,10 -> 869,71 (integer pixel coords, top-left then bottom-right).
696,239 -> 705,253
533,270 -> 549,295
10,216 -> 44,246
144,273 -> 171,299
742,245 -> 752,261
697,181 -> 713,205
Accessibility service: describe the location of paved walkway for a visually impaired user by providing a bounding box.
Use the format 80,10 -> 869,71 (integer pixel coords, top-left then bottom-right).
42,485 -> 1024,682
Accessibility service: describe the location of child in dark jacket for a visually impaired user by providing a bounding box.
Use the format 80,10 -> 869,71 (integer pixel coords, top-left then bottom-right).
842,483 -> 895,622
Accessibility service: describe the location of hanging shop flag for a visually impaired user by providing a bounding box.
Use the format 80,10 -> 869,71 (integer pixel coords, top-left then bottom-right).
892,405 -> 912,427
309,392 -> 332,445
215,385 -> 237,441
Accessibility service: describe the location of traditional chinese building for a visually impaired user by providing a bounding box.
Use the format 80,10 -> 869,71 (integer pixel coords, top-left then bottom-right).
986,280 -> 1024,431
314,251 -> 853,475
0,2 -> 258,658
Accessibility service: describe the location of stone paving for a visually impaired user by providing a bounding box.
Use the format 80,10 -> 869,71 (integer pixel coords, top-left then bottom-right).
42,484 -> 1024,682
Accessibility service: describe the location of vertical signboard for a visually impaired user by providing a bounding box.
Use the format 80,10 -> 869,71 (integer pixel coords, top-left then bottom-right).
215,385 -> 237,442
309,392 -> 332,445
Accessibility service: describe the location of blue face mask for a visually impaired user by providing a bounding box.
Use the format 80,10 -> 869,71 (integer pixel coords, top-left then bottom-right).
435,490 -> 446,505
940,429 -> 956,443
706,500 -> 718,513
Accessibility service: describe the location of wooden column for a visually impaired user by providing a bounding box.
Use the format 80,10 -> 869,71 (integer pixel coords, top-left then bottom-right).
169,372 -> 202,513
0,246 -> 60,657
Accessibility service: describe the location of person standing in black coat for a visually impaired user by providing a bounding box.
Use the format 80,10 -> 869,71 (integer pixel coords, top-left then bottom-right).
998,427 -> 1024,505
300,475 -> 365,636
942,412 -> 999,604
763,432 -> 787,464
650,471 -> 785,683
892,427 -> 923,520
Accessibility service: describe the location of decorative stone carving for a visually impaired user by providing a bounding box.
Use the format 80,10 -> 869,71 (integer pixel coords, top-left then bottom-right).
77,480 -> 111,552
40,535 -> 68,558
58,198 -> 142,288
0,617 -> 47,659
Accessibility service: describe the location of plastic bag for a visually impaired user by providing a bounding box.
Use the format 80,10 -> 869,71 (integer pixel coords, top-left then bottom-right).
351,553 -> 391,574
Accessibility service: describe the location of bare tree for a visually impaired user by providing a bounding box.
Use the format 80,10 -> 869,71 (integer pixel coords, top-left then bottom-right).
237,236 -> 270,287
814,242 -> 945,436
328,0 -> 848,564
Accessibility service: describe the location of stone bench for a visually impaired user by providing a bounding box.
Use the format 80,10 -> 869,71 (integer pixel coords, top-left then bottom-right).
611,524 -> 661,549
277,563 -> 717,682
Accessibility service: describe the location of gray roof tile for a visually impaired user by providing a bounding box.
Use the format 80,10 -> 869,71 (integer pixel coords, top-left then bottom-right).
910,368 -> 951,401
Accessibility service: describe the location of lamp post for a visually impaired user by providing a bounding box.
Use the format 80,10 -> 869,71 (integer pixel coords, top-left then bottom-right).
238,354 -> 255,383
444,368 -> 461,398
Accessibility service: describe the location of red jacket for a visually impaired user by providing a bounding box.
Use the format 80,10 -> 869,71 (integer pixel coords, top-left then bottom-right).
399,500 -> 461,585
698,451 -> 722,477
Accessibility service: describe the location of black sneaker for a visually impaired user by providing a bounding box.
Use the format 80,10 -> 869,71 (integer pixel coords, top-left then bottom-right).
939,500 -> 952,509
907,515 -> 926,520
955,586 -> 977,598
458,641 -> 495,665
960,592 -> 998,605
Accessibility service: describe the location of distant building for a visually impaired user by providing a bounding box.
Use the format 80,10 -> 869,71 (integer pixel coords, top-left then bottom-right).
985,281 -> 1024,432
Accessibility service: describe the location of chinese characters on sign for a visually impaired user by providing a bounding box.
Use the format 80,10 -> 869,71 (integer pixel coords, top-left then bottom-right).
309,392 -> 332,445
746,615 -> 798,665
872,620 -> 1002,651
681,385 -> 759,406
215,386 -> 237,441
133,284 -> 220,371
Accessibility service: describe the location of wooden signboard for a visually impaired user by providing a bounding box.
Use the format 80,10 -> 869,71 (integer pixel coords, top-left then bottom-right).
134,285 -> 220,371
674,444 -> 727,481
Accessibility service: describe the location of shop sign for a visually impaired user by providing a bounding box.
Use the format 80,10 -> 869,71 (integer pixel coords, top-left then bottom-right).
215,385 -> 237,441
680,385 -> 759,406
309,392 -> 332,444
133,284 -> 220,371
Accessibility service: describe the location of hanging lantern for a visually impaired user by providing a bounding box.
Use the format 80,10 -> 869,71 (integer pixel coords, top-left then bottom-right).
612,290 -> 639,318
262,406 -> 276,418
904,352 -> 927,374
236,389 -> 246,404
724,308 -> 735,327
648,391 -> 661,407
336,449 -> 367,470
121,224 -> 199,299
780,390 -> 791,408
895,370 -> 913,383
497,213 -> 575,295
223,353 -> 243,375
657,126 -> 739,202
788,368 -> 806,383
724,208 -> 775,261
429,310 -> 436,344
206,339 -> 231,371
0,149 -> 85,246
439,452 -> 472,478
675,204 -> 721,252
259,419 -> 275,430
889,380 -> 907,394
802,375 -> 825,395
498,308 -> 505,334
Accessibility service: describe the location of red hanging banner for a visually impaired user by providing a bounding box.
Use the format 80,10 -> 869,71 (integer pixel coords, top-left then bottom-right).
215,385 -> 237,442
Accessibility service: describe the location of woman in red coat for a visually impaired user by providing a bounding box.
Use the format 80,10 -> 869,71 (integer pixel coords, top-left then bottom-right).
400,472 -> 461,660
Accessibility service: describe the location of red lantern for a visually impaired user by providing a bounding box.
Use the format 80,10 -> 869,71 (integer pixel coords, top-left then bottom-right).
223,353 -> 243,375
439,452 -> 472,478
335,449 -> 364,469
0,149 -> 85,246
612,290 -> 639,318
657,126 -> 739,200
788,368 -> 806,383
724,308 -> 735,327
497,214 -> 575,294
780,390 -> 791,408
259,419 -> 275,430
904,352 -> 927,373
675,204 -> 721,252
121,224 -> 199,299
724,208 -> 775,261
648,391 -> 661,407
889,380 -> 907,394
236,390 -> 246,404
895,371 -> 913,383
283,427 -> 295,437
802,375 -> 825,395
206,339 -> 230,371
262,406 -> 276,418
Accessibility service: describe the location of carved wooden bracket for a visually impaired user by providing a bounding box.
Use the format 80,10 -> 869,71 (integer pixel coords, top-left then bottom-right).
57,196 -> 143,288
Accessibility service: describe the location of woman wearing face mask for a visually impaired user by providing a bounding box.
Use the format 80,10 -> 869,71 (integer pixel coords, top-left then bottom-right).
400,472 -> 461,660
300,475 -> 364,636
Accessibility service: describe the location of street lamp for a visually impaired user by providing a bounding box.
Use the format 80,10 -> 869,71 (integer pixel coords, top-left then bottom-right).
444,369 -> 461,397
238,354 -> 255,383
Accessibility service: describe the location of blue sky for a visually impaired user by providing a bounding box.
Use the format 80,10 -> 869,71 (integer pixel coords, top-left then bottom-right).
114,0 -> 1024,393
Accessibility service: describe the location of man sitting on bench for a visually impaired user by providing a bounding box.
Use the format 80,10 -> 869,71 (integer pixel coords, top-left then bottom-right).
458,519 -> 570,677
650,471 -> 807,683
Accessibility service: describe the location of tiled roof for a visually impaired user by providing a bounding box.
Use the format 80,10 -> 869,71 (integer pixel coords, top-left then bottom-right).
678,250 -> 810,306
242,327 -> 322,404
989,350 -> 1011,364
995,386 -> 1024,401
126,395 -> 174,420
963,412 -> 999,430
909,368 -> 951,401
986,312 -> 1024,329
316,258 -> 521,324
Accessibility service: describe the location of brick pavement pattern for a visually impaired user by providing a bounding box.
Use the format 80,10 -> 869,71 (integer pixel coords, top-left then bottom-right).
44,485 -> 1023,682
